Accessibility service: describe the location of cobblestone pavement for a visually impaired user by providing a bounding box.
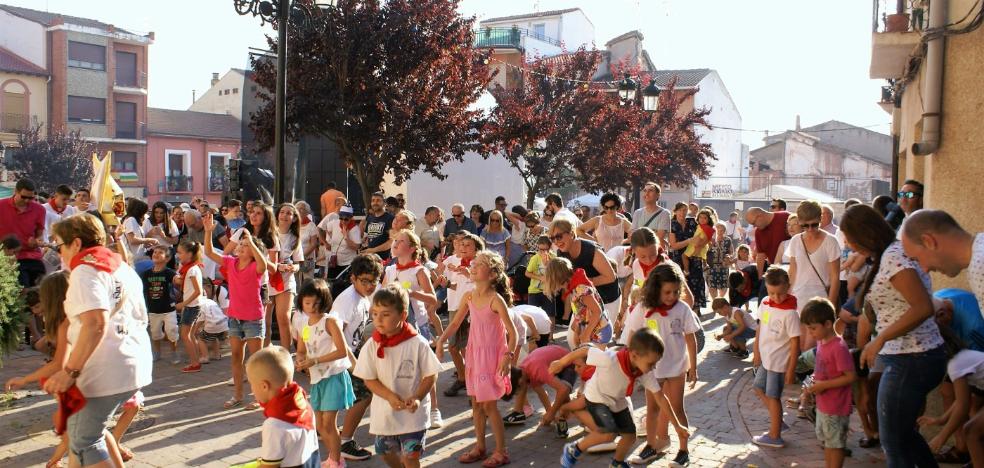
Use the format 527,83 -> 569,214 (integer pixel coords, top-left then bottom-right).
0,312 -> 930,467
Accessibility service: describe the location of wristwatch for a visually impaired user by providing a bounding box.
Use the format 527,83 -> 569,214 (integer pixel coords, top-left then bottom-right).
66,368 -> 81,379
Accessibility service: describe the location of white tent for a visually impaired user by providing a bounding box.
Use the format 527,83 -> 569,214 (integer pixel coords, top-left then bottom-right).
567,193 -> 601,209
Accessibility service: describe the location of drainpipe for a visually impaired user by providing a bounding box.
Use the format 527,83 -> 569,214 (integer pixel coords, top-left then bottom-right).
912,0 -> 947,155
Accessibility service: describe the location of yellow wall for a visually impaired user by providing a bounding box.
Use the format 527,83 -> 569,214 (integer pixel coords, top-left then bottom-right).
894,0 -> 984,288
0,72 -> 48,144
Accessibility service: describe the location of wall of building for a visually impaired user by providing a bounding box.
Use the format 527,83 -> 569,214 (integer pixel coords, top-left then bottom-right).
145,135 -> 239,205
0,10 -> 45,67
558,12 -> 594,49
189,70 -> 245,119
693,71 -> 743,197
405,150 -> 526,218
893,0 -> 984,289
0,73 -> 47,137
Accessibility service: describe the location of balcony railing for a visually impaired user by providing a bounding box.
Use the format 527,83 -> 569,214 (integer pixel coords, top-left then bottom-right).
0,113 -> 38,133
474,27 -> 561,49
872,0 -> 927,33
114,71 -> 148,89
115,122 -> 146,140
208,175 -> 226,192
165,175 -> 193,192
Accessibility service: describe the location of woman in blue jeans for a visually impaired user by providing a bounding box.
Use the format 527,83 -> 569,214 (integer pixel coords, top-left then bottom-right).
841,205 -> 946,467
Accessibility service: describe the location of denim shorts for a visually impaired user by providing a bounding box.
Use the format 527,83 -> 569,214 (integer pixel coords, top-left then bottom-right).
734,326 -> 757,342
67,389 -> 136,466
228,317 -> 265,340
375,430 -> 426,459
815,411 -> 849,449
418,323 -> 434,341
753,366 -> 785,399
585,400 -> 635,434
179,306 -> 201,326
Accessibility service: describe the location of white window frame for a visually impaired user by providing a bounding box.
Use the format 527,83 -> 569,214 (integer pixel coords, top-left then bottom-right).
207,152 -> 231,192
164,149 -> 192,178
532,23 -> 546,37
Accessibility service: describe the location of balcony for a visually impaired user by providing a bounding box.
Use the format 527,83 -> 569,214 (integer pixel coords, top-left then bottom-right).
208,175 -> 226,192
474,27 -> 562,54
165,175 -> 193,193
870,0 -> 924,79
115,122 -> 145,140
0,113 -> 37,133
113,71 -> 148,95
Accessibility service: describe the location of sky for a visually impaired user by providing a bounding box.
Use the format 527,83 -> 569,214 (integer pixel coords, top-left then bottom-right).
4,0 -> 890,149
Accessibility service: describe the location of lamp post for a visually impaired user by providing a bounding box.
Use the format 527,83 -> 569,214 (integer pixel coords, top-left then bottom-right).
643,78 -> 661,112
232,0 -> 336,204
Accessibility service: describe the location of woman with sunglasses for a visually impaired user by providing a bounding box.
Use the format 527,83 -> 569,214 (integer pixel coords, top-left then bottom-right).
787,200 -> 841,351
548,218 -> 621,324
481,210 -> 511,261
575,193 -> 631,252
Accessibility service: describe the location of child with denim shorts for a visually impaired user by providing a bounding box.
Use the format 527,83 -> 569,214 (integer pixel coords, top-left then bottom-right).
712,297 -> 757,359
353,285 -> 441,468
751,267 -> 801,448
801,298 -> 856,467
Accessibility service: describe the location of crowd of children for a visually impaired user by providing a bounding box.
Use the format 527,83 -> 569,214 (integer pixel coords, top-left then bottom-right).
7,187 -> 984,468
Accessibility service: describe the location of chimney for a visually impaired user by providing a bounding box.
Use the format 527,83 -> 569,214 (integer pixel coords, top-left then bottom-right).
192,90 -> 196,104
795,115 -> 801,131
211,73 -> 220,87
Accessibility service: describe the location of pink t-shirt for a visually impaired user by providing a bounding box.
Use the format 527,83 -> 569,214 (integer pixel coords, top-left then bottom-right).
814,336 -> 854,416
222,255 -> 263,321
520,344 -> 570,387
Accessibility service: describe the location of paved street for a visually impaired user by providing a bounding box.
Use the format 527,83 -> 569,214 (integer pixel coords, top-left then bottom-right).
0,313 -> 898,467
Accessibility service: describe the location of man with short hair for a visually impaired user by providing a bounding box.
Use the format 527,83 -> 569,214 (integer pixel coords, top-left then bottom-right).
225,199 -> 246,231
745,207 -> 791,280
418,206 -> 444,259
44,185 -> 77,238
360,192 -> 394,260
631,182 -> 671,248
820,204 -> 838,235
901,209 -> 984,317
320,181 -> 344,217
0,179 -> 47,287
898,179 -> 924,215
73,188 -> 91,212
770,198 -> 787,212
724,211 -> 745,245
442,203 -> 478,240
544,192 -> 580,229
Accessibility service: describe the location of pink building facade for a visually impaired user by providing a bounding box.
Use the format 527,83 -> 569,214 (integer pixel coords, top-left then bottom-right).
145,108 -> 240,205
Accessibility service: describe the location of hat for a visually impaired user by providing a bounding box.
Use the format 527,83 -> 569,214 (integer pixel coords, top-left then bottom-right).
339,205 -> 354,216
179,203 -> 192,211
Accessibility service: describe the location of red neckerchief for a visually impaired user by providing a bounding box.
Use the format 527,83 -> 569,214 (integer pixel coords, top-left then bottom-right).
562,268 -> 592,300
261,382 -> 315,430
638,257 -> 663,280
270,268 -> 286,292
763,295 -> 798,310
646,300 -> 679,318
615,348 -> 642,396
301,215 -> 312,226
739,270 -> 753,298
69,246 -> 121,273
372,322 -> 418,358
177,262 -> 203,287
341,219 -> 357,230
698,223 -> 714,240
48,199 -> 66,215
459,256 -> 473,268
395,260 -> 420,272
579,365 -> 597,382
39,377 -> 86,435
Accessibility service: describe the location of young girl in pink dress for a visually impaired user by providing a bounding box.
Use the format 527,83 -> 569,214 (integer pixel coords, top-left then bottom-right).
436,251 -> 518,467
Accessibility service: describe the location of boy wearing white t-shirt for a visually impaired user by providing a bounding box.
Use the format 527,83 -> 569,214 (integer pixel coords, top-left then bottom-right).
195,290 -> 229,362
353,285 -> 441,468
712,297 -> 758,358
550,329 -> 689,468
435,232 -> 481,396
751,267 -> 801,449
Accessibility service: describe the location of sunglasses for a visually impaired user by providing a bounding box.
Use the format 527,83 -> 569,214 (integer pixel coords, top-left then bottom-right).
549,233 -> 568,242
490,219 -> 501,224
897,191 -> 922,199
799,222 -> 821,229
452,214 -> 464,218
602,204 -> 617,211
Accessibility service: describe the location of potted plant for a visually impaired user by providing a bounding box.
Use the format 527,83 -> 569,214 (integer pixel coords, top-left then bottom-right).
885,0 -> 911,32
0,253 -> 26,365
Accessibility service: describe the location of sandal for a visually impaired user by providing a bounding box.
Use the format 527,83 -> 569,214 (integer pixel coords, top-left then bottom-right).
223,398 -> 243,409
935,447 -> 970,464
245,400 -> 262,410
858,436 -> 880,448
119,445 -> 134,462
458,447 -> 487,464
482,451 -> 510,467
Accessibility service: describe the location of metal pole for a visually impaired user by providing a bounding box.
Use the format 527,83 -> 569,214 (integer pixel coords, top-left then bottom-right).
274,0 -> 289,204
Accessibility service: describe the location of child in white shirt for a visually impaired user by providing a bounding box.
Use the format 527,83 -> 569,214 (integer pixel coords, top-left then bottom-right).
194,285 -> 229,362
712,297 -> 758,358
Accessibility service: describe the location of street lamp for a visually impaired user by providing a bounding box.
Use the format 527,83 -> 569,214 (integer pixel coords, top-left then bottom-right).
617,73 -> 637,104
643,78 -> 660,112
232,0 -> 336,204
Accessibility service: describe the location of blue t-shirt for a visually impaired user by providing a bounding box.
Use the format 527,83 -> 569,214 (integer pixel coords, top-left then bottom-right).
935,288 -> 984,352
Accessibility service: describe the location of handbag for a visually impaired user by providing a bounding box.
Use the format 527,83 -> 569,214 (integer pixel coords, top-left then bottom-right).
801,236 -> 830,294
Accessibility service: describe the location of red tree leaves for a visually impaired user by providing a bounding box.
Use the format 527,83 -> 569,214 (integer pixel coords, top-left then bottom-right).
249,0 -> 492,207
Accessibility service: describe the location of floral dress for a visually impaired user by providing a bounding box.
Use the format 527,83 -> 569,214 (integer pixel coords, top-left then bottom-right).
564,269 -> 612,344
706,237 -> 733,289
671,217 -> 707,309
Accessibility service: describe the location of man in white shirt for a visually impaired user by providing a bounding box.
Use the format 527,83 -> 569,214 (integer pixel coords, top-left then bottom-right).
901,209 -> 984,318
631,182 -> 671,248
416,206 -> 444,259
724,211 -> 745,245
43,185 -> 78,241
545,193 -> 581,229
820,204 -> 838,235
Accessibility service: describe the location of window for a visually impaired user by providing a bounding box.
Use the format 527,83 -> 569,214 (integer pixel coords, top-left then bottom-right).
68,41 -> 106,70
532,23 -> 546,38
67,96 -> 105,123
165,149 -> 192,192
233,88 -> 238,94
208,153 -> 230,192
115,101 -> 137,138
115,51 -> 137,87
112,152 -> 137,172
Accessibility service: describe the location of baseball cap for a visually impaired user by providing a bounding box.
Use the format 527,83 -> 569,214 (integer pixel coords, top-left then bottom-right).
339,205 -> 354,217
180,203 -> 192,211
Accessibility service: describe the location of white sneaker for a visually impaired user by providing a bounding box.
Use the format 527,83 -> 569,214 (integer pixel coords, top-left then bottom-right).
429,409 -> 443,429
